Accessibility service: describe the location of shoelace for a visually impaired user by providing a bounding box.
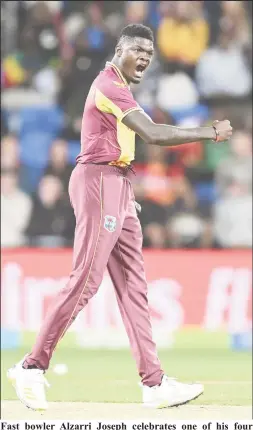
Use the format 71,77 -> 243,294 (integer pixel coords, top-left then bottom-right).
138,375 -> 175,389
163,376 -> 184,386
29,370 -> 50,388
140,376 -> 179,390
163,376 -> 176,383
42,375 -> 50,388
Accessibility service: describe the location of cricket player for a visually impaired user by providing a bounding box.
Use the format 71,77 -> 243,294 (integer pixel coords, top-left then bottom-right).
8,24 -> 233,411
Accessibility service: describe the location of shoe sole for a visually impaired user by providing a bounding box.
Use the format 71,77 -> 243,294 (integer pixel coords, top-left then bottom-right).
144,390 -> 204,409
7,369 -> 47,414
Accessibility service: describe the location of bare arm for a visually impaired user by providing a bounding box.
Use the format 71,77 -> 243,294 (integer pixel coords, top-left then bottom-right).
122,110 -> 231,146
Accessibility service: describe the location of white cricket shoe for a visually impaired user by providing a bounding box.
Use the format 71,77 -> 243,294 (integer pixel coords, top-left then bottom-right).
7,356 -> 49,412
141,375 -> 204,408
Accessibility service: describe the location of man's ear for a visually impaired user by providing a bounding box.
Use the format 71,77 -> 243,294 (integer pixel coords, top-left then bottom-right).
116,44 -> 122,57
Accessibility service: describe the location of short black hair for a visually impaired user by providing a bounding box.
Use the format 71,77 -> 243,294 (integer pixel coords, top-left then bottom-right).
118,24 -> 154,44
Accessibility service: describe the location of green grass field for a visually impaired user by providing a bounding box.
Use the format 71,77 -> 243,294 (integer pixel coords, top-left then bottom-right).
1,329 -> 252,406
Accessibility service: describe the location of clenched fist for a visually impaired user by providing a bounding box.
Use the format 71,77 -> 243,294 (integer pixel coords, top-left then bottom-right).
212,120 -> 233,142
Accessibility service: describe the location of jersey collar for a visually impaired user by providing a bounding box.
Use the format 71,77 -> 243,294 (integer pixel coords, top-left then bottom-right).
106,62 -> 129,87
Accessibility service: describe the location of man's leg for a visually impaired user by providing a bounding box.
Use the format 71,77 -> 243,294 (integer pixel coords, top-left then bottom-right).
23,165 -> 124,370
107,189 -> 204,407
8,165 -> 132,411
107,195 -> 163,387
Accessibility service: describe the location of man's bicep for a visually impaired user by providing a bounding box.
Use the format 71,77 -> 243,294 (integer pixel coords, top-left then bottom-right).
122,109 -> 155,142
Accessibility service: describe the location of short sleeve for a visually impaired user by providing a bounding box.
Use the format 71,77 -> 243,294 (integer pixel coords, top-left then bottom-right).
95,81 -> 143,121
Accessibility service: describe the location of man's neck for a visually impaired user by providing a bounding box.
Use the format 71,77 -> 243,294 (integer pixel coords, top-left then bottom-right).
110,56 -> 130,85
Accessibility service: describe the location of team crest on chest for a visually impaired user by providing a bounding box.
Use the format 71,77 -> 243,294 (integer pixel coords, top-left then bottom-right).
104,215 -> 117,233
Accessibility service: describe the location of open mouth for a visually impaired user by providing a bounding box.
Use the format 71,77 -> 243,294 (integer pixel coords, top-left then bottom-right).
134,64 -> 146,78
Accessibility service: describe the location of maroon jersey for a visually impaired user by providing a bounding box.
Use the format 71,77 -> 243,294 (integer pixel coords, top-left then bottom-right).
77,62 -> 143,166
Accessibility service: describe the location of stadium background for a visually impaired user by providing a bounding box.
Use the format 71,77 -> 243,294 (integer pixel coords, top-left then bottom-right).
1,0 -> 252,408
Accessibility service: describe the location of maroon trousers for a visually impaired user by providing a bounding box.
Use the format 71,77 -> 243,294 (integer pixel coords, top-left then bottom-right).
24,164 -> 163,386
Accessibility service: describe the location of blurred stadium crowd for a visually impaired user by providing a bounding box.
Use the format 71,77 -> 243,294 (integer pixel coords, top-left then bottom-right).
1,0 -> 252,249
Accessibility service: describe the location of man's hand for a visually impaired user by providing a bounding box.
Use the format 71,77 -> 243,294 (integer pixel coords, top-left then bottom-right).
212,120 -> 233,142
134,201 -> 142,214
